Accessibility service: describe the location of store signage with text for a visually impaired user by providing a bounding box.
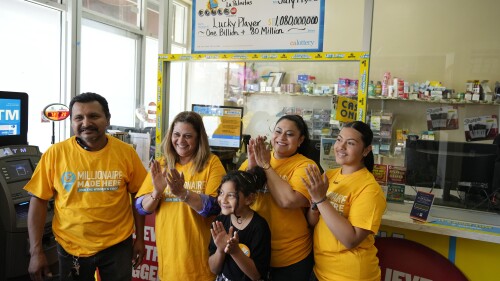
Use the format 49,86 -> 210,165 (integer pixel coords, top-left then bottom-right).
132,216 -> 159,281
192,0 -> 325,53
335,96 -> 357,122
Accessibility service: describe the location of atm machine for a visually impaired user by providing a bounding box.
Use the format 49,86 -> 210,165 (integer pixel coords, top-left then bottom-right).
0,145 -> 57,280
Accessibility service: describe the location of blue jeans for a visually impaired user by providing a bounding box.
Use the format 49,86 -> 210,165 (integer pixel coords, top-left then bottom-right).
57,236 -> 133,281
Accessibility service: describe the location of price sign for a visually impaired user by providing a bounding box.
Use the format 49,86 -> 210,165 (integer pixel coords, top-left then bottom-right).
43,103 -> 70,121
410,191 -> 435,222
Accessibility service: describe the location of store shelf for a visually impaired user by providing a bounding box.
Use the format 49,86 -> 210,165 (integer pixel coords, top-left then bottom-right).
243,91 -> 334,97
368,96 -> 500,106
244,92 -> 500,104
159,51 -> 371,123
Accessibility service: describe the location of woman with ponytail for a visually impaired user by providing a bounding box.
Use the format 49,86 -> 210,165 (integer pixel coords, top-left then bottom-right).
240,114 -> 317,281
302,121 -> 386,281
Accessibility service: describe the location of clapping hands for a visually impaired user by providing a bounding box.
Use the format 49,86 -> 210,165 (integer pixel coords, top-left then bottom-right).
150,160 -> 186,198
150,159 -> 168,194
210,221 -> 240,255
248,136 -> 271,170
302,164 -> 329,202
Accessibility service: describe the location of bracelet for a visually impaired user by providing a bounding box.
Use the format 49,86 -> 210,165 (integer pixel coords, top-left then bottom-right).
150,193 -> 162,201
262,163 -> 271,170
135,196 -> 153,215
311,196 -> 327,210
180,189 -> 190,202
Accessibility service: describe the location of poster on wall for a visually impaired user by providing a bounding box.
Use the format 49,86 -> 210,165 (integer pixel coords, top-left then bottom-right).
387,165 -> 406,184
320,137 -> 339,170
132,215 -> 159,281
463,115 -> 498,142
192,0 -> 325,53
372,164 -> 388,185
333,95 -> 357,122
426,106 -> 458,131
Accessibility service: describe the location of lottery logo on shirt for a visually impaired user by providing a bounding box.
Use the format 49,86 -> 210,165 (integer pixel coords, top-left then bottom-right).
61,172 -> 76,192
238,243 -> 251,257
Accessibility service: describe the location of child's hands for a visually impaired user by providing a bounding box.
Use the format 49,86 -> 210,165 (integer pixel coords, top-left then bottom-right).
210,221 -> 231,254
224,228 -> 240,255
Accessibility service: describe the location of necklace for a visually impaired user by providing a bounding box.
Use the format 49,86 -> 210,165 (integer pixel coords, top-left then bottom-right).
236,216 -> 246,224
234,212 -> 252,225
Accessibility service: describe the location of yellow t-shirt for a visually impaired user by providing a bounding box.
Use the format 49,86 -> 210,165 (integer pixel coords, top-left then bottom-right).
313,168 -> 387,281
136,154 -> 225,281
24,136 -> 147,257
240,152 -> 315,267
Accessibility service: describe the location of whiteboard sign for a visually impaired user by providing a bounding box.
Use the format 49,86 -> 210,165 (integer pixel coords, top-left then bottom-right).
192,0 -> 325,53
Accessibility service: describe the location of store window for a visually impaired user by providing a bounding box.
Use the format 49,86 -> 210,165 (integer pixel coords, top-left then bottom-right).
80,19 -> 139,127
143,1 -> 190,124
0,0 -> 63,152
82,0 -> 140,28
167,2 -> 189,122
172,2 -> 188,46
145,0 -> 159,38
143,37 -> 160,127
142,0 -> 160,128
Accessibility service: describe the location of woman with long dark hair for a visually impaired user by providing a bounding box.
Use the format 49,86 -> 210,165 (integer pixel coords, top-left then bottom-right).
240,114 -> 317,281
303,121 -> 386,281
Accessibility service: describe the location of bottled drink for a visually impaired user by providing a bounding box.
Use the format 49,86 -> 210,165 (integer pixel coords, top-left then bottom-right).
375,81 -> 382,96
368,80 -> 375,97
382,72 -> 391,96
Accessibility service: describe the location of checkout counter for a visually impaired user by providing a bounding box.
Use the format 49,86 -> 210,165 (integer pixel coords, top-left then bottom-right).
373,137 -> 500,280
0,145 -> 57,280
379,195 -> 500,281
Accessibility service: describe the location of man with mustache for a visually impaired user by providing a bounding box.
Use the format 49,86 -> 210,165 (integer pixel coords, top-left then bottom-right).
24,92 -> 148,281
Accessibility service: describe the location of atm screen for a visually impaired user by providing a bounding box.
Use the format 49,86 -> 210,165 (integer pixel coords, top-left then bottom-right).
4,159 -> 33,181
0,98 -> 21,136
0,91 -> 29,145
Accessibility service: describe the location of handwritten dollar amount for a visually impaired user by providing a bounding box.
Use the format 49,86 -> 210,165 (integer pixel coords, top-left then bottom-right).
270,15 -> 319,26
